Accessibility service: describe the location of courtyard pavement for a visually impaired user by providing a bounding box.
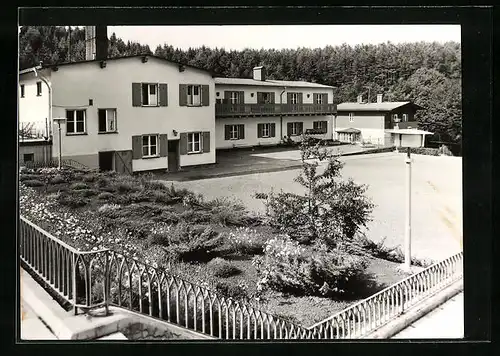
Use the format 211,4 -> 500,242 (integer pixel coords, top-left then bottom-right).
391,292 -> 464,339
160,151 -> 462,261
20,298 -> 57,340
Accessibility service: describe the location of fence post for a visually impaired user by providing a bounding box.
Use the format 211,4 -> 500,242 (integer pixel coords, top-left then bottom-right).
72,253 -> 78,315
103,250 -> 110,316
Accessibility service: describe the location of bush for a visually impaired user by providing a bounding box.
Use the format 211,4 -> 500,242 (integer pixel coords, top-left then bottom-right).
215,280 -> 250,301
144,180 -> 167,191
81,174 -> 97,182
57,192 -> 89,208
207,258 -> 241,278
207,197 -> 252,226
146,233 -> 170,248
71,182 -> 89,190
438,144 -> 454,156
77,188 -> 98,197
19,174 -> 42,182
96,176 -> 111,188
116,181 -> 139,193
226,227 -> 270,255
252,235 -> 368,297
97,192 -> 114,200
50,174 -> 66,184
179,209 -> 212,223
164,223 -> 223,262
23,179 -> 45,187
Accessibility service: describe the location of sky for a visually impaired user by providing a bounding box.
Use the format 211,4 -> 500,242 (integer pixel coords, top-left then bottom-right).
108,25 -> 461,51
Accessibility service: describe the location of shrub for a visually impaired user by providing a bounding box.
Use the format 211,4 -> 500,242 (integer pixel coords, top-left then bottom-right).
23,179 -> 45,187
50,174 -> 66,184
166,184 -> 193,200
438,144 -> 454,156
146,232 -> 170,248
57,192 -> 89,208
97,203 -> 122,216
82,174 -> 97,182
77,188 -> 98,197
207,197 -> 252,226
164,223 -> 223,262
71,182 -> 89,190
207,258 -> 241,278
159,210 -> 181,224
97,192 -> 114,200
252,235 -> 368,297
19,174 -> 42,182
100,185 -> 117,193
179,209 -> 212,223
96,176 -> 111,188
215,280 -> 250,301
116,181 -> 139,193
144,180 -> 167,191
226,227 -> 270,255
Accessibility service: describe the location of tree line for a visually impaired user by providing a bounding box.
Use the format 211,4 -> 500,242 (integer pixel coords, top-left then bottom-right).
19,26 -> 462,144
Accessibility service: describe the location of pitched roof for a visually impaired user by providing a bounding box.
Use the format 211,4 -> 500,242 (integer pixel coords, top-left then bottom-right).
214,77 -> 335,89
337,102 -> 423,112
336,128 -> 361,133
19,54 -> 219,77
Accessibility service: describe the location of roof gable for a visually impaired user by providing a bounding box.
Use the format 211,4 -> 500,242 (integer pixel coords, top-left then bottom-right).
214,77 -> 334,89
337,101 -> 424,112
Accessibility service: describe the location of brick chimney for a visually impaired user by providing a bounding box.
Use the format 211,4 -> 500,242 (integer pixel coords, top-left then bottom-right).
357,94 -> 363,104
85,25 -> 108,61
253,66 -> 266,81
377,94 -> 383,103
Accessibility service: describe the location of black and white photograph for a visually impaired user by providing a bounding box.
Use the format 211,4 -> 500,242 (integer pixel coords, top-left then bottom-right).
17,8 -> 475,342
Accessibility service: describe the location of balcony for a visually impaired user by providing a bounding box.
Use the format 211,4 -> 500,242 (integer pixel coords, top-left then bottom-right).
215,103 -> 337,118
393,121 -> 418,129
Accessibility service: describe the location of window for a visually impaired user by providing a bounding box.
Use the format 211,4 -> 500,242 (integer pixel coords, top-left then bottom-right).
262,93 -> 272,104
393,113 -> 399,121
66,109 -> 86,134
349,113 -> 354,122
230,125 -> 240,140
315,94 -> 323,104
261,123 -> 270,138
36,82 -> 42,96
142,135 -> 158,157
402,114 -> 408,122
23,153 -> 34,162
291,122 -> 301,136
141,83 -> 158,106
313,121 -> 327,133
230,91 -> 239,104
188,132 -> 202,153
290,93 -> 299,105
187,85 -> 202,106
20,84 -> 25,98
98,109 -> 117,133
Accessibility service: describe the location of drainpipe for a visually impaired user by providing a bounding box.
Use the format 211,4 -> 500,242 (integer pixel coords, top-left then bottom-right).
280,87 -> 286,144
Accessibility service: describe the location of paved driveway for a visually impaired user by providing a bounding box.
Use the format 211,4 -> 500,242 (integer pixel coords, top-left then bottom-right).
161,152 -> 462,261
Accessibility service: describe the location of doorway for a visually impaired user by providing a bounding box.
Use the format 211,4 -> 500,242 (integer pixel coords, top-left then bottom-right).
98,151 -> 114,171
168,140 -> 180,172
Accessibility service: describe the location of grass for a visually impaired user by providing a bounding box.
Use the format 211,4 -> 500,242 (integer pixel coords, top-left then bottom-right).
19,167 -> 425,328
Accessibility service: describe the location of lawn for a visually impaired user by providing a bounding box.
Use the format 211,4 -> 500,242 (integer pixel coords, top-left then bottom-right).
20,166 -> 423,327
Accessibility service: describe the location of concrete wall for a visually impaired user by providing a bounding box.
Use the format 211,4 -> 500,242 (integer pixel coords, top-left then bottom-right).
19,141 -> 52,164
215,115 -> 334,149
336,111 -> 385,145
18,70 -> 51,136
49,57 -> 216,172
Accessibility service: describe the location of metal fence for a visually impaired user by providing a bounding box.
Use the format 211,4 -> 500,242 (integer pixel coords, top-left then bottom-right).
23,159 -> 94,171
307,252 -> 463,339
19,215 -> 462,340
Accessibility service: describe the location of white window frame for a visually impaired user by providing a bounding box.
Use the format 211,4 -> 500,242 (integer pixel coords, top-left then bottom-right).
66,109 -> 87,135
402,113 -> 408,122
230,91 -> 239,104
188,132 -> 202,153
36,81 -> 42,96
349,113 -> 354,122
187,85 -> 202,106
291,122 -> 300,136
313,121 -> 326,132
20,84 -> 25,98
290,93 -> 299,105
315,94 -> 323,105
141,83 -> 158,106
142,134 -> 159,158
229,125 -> 240,140
393,113 -> 399,121
98,109 -> 117,133
261,123 -> 270,138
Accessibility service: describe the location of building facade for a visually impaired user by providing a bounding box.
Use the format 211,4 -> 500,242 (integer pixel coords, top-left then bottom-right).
18,55 -> 216,173
335,94 -> 422,147
214,67 -> 337,149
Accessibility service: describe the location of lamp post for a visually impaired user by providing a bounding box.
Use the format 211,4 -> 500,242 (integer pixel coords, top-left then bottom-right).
53,117 -> 66,169
386,128 -> 432,272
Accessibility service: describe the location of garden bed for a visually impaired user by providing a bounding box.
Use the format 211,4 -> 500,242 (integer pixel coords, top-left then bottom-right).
19,167 -> 423,327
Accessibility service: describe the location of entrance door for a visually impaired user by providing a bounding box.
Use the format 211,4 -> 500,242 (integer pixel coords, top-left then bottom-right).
168,140 -> 180,172
99,151 -> 114,171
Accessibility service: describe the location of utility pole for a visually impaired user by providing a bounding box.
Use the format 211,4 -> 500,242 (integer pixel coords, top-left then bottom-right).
68,26 -> 71,62
404,147 -> 412,270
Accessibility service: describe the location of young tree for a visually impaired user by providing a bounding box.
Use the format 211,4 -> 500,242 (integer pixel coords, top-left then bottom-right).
258,136 -> 374,247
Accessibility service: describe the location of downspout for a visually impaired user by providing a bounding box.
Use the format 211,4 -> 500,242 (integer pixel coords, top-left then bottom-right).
280,87 -> 286,144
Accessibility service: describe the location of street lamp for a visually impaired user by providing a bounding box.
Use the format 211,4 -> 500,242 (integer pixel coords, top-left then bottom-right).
53,117 -> 66,169
386,128 -> 433,272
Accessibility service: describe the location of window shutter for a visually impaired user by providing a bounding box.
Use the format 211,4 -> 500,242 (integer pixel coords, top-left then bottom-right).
298,93 -> 303,104
179,133 -> 188,155
270,123 -> 276,137
239,124 -> 245,139
224,125 -> 231,140
179,84 -> 187,106
224,91 -> 231,101
202,85 -> 210,106
159,134 -> 168,157
298,122 -> 304,134
257,92 -> 263,103
202,131 -> 210,152
270,92 -> 275,104
286,93 -> 292,104
132,135 -> 142,159
239,91 -> 245,104
132,83 -> 142,106
159,84 -> 168,106
322,121 -> 328,132
257,124 -> 263,138
322,93 -> 328,104
287,123 -> 292,136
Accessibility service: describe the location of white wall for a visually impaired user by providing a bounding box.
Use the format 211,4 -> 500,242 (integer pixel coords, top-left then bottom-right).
215,85 -> 334,104
336,112 -> 385,144
18,70 -> 51,136
50,57 -> 216,171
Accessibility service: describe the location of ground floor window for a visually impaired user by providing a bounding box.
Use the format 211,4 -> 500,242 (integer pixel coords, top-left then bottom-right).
23,153 -> 34,162
225,124 -> 245,140
188,132 -> 202,153
98,109 -> 117,133
66,109 -> 86,134
313,121 -> 327,133
261,123 -> 270,137
290,122 -> 301,136
142,134 -> 158,157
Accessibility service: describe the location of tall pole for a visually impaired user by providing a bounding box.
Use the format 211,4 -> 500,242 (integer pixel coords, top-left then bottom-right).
404,147 -> 412,270
58,122 -> 62,169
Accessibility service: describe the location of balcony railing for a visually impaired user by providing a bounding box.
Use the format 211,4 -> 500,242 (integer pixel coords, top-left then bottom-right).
215,103 -> 337,117
393,121 -> 418,130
